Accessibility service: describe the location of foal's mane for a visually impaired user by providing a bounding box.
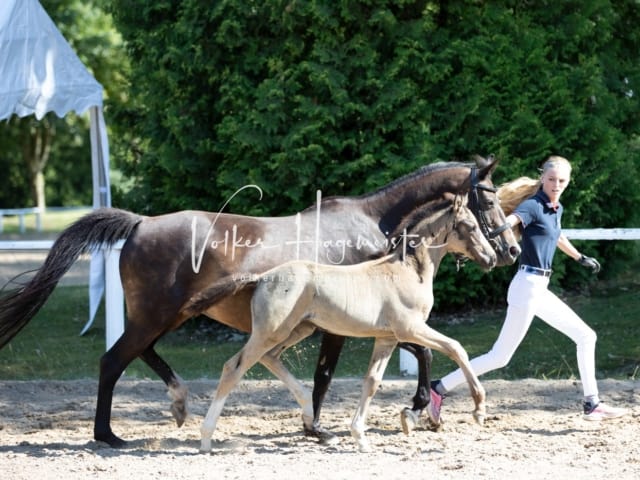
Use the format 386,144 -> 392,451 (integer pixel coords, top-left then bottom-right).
497,176 -> 540,216
385,198 -> 456,255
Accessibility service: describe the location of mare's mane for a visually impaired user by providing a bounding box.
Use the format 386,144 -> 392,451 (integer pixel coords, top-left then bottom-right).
301,160 -> 473,212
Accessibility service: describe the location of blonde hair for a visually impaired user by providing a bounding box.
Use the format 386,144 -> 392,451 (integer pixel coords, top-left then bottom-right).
497,176 -> 539,216
541,155 -> 572,176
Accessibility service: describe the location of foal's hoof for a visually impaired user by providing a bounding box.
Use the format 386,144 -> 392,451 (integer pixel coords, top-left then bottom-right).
304,425 -> 339,445
199,439 -> 212,454
473,411 -> 486,426
427,418 -> 444,432
400,407 -> 419,435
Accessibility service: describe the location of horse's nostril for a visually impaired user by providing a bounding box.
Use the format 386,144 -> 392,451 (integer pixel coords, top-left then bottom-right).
509,246 -> 521,258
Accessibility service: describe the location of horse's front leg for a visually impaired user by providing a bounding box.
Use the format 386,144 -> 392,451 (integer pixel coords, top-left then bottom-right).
139,346 -> 189,427
405,325 -> 486,426
397,342 -> 433,435
350,337 -> 396,453
310,332 -> 346,439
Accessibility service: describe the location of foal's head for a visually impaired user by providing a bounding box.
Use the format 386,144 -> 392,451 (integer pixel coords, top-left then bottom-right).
448,195 -> 497,271
394,194 -> 497,271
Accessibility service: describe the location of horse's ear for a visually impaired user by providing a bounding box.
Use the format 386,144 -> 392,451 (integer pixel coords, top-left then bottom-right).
454,194 -> 466,212
477,154 -> 499,179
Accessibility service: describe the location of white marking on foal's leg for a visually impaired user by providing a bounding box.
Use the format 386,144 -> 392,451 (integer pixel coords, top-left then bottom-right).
167,374 -> 189,427
200,395 -> 227,453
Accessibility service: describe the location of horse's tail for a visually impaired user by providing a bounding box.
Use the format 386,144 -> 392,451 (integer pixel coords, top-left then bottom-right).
179,275 -> 259,319
0,208 -> 143,349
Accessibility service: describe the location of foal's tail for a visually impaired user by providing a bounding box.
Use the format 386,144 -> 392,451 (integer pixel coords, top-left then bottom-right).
179,275 -> 259,318
0,208 -> 143,349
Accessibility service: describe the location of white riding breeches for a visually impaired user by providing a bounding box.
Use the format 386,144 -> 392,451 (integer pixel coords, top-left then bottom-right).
440,270 -> 598,397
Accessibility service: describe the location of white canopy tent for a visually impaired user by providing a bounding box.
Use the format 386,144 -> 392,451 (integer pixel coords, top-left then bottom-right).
0,0 -> 111,336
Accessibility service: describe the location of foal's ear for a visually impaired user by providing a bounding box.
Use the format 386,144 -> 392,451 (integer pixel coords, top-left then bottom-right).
476,154 -> 499,178
454,194 -> 466,212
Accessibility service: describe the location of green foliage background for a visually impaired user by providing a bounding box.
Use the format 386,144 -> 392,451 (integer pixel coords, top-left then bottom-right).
2,1 -> 640,310
107,0 -> 640,309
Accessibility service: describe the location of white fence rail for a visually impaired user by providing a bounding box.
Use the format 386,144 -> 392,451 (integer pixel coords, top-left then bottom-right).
1,229 -> 639,362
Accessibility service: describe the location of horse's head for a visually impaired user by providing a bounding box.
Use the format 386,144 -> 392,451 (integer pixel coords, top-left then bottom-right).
449,194 -> 497,271
467,155 -> 521,266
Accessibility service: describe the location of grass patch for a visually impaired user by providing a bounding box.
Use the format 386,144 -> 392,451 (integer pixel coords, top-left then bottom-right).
0,283 -> 638,382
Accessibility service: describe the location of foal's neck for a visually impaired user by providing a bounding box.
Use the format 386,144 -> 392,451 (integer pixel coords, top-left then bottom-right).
401,229 -> 450,282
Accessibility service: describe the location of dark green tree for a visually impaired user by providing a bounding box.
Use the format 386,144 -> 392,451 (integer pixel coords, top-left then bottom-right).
110,0 -> 640,308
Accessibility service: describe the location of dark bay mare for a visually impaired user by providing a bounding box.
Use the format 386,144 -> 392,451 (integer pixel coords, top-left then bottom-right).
0,155 -> 519,447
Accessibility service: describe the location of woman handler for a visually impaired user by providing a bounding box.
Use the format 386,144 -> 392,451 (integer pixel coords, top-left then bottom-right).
429,156 -> 628,422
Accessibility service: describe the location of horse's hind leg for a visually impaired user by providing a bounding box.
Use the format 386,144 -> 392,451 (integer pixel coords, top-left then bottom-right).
350,337 -> 396,452
200,336 -> 276,453
260,324 -> 316,429
139,346 -> 189,427
398,342 -> 433,435
94,328 -> 162,447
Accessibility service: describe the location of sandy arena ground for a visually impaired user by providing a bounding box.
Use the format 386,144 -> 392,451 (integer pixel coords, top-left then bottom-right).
0,377 -> 638,480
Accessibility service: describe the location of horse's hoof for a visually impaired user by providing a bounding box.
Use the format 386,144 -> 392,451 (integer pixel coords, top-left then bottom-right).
473,412 -> 486,426
94,431 -> 128,448
199,439 -> 212,453
304,425 -> 339,445
358,441 -> 372,453
170,401 -> 188,428
400,407 -> 419,435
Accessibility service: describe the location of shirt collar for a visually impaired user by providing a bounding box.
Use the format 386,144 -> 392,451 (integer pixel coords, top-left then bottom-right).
534,189 -> 560,211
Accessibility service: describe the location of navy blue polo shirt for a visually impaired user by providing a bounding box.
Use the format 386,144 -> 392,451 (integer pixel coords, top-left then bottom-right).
513,189 -> 562,270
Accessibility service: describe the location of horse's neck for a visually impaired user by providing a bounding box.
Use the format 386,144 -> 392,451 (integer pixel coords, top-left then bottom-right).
402,230 -> 449,282
365,166 -> 468,234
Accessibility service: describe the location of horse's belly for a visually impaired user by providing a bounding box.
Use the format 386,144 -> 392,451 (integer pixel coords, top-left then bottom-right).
309,288 -> 391,338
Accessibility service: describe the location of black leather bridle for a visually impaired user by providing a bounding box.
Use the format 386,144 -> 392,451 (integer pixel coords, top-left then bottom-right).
454,166 -> 511,270
468,166 -> 511,241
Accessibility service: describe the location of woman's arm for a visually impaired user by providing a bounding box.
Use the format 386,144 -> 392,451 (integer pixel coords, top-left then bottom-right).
557,234 -> 581,260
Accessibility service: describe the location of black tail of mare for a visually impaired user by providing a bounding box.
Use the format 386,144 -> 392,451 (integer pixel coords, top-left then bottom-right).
0,208 -> 142,348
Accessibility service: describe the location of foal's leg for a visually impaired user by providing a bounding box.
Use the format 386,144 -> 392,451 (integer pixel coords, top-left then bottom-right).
399,324 -> 486,425
139,346 -> 189,427
259,323 -> 317,433
398,342 -> 433,434
311,332 -> 346,435
350,337 -> 397,453
200,335 -> 276,453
